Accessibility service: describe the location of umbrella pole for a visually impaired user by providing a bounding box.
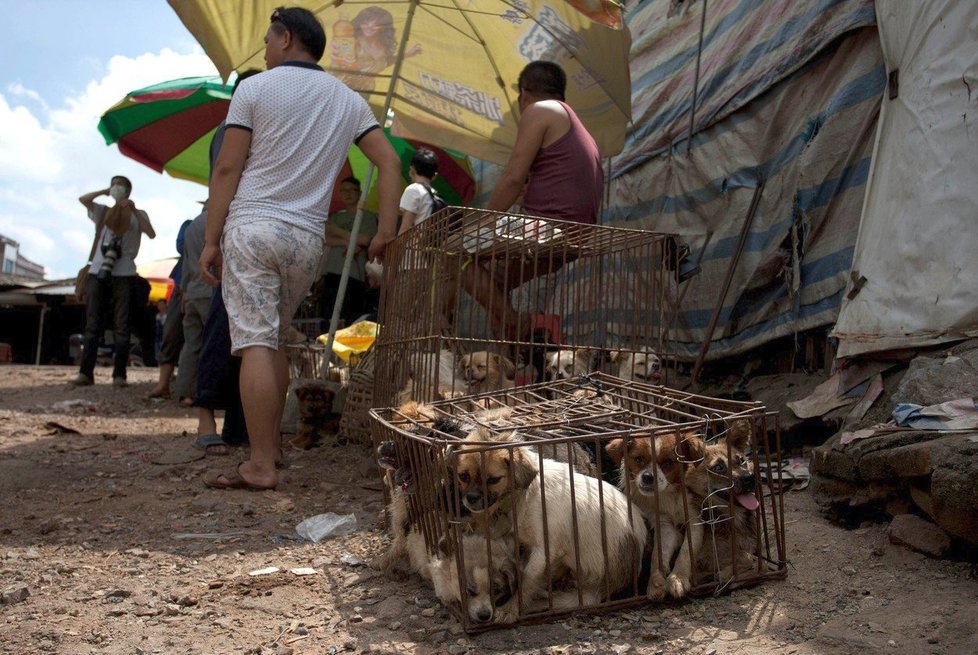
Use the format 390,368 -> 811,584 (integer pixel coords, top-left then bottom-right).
320,1 -> 421,379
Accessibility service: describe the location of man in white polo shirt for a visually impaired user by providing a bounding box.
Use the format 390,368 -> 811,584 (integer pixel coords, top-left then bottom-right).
200,6 -> 401,490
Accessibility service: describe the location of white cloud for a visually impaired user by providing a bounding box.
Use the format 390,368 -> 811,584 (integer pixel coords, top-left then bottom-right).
0,48 -> 218,280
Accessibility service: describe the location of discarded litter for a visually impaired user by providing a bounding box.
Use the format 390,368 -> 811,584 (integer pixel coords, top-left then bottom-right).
295,512 -> 357,542
51,399 -> 97,412
248,567 -> 280,576
340,553 -> 366,567
289,567 -> 318,576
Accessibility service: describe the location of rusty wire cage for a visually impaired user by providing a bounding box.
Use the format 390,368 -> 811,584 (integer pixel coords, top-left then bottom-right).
370,372 -> 787,632
372,208 -> 681,413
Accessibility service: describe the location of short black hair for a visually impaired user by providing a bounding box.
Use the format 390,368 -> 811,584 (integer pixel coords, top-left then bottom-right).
340,176 -> 361,189
233,69 -> 261,94
518,61 -> 566,101
111,175 -> 132,192
411,148 -> 439,179
270,6 -> 326,61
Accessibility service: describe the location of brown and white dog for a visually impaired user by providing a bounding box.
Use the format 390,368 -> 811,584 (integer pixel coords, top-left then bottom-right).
449,428 -> 647,619
605,429 -> 700,599
543,348 -> 593,381
458,351 -> 517,393
429,532 -> 519,624
610,347 -> 663,383
676,419 -> 760,592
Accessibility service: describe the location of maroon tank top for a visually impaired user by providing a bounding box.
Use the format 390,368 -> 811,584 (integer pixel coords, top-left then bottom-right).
521,101 -> 603,224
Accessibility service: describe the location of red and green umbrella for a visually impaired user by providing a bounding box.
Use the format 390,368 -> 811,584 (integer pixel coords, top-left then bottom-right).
98,75 -> 477,209
98,76 -> 230,186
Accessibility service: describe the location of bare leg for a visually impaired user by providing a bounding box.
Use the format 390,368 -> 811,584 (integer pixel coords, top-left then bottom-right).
230,345 -> 285,488
147,363 -> 174,398
197,407 -> 218,436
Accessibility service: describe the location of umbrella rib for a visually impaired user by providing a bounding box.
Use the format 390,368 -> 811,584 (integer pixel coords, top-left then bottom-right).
445,0 -> 518,114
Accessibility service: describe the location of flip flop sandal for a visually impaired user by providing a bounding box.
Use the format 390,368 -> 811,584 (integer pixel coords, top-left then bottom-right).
194,433 -> 231,456
202,463 -> 276,491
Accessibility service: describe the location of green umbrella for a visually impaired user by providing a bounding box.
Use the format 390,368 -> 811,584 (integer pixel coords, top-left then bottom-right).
98,76 -> 477,208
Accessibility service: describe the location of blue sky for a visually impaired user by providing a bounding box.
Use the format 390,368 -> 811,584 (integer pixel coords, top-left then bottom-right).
0,0 -> 221,279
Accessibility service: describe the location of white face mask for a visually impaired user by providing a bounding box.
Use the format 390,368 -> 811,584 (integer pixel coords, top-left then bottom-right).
109,184 -> 128,200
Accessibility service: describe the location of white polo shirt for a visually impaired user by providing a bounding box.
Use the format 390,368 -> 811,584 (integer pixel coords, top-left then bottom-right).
225,61 -> 379,236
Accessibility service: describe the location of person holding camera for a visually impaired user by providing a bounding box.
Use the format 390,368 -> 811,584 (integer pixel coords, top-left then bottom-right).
71,175 -> 156,387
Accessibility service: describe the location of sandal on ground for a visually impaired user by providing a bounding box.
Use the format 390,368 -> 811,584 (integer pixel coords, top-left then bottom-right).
194,433 -> 231,456
202,463 -> 276,491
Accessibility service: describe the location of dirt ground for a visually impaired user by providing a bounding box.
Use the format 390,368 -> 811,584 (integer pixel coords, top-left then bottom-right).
1,365 -> 976,655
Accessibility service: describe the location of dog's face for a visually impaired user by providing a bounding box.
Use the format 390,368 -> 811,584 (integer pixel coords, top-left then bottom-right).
458,352 -> 516,388
543,348 -> 591,381
449,430 -> 534,514
294,384 -> 334,418
613,348 -> 662,383
683,420 -> 758,515
433,535 -> 517,624
606,431 -> 697,495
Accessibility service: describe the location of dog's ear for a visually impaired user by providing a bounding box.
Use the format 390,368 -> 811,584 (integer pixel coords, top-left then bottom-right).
493,354 -> 516,379
436,535 -> 454,558
507,446 -> 537,491
677,432 -> 706,463
725,418 -> 753,452
496,566 -> 516,607
605,438 -> 626,465
608,349 -> 623,363
294,386 -> 310,401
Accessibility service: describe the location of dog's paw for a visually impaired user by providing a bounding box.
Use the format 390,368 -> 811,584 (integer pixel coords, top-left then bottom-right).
493,601 -> 520,624
647,571 -> 667,601
666,573 -> 691,599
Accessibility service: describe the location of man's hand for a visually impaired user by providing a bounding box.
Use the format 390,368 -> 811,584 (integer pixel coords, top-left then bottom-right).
367,232 -> 394,261
200,244 -> 223,287
116,198 -> 134,211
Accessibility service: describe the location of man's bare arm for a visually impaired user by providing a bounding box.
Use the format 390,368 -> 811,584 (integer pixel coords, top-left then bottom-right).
485,103 -> 551,212
200,126 -> 251,285
357,129 -> 402,261
79,188 -> 109,212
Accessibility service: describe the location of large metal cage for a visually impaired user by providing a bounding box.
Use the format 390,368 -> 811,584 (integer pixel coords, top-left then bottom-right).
372,208 -> 680,412
370,372 -> 787,632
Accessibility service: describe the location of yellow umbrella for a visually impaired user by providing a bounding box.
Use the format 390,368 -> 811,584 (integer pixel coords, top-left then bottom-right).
167,0 -> 632,164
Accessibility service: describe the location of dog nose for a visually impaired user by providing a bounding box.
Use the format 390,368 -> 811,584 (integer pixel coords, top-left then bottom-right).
465,490 -> 483,508
476,609 -> 492,622
740,473 -> 755,492
640,471 -> 655,486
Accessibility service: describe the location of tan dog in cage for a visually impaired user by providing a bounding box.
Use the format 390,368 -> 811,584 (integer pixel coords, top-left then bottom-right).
606,430 -> 700,600
449,428 -> 647,620
610,347 -> 663,383
458,351 -> 516,393
543,348 -> 593,381
429,532 -> 519,625
675,419 -> 760,594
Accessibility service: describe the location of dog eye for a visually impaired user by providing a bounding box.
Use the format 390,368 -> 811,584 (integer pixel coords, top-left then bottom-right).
467,586 -> 478,597
458,472 -> 470,484
736,455 -> 747,466
710,462 -> 726,473
486,475 -> 502,485
632,455 -> 645,465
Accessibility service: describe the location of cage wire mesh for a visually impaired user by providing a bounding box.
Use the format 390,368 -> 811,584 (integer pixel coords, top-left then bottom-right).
370,372 -> 787,632
372,209 -> 680,412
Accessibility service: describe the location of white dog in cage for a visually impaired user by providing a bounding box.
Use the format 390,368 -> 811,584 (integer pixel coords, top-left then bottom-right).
429,532 -> 519,625
610,347 -> 663,383
450,430 -> 647,620
543,348 -> 593,381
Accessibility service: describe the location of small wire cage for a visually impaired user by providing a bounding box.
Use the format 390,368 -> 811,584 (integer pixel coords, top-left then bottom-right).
370,372 -> 787,632
372,209 -> 680,412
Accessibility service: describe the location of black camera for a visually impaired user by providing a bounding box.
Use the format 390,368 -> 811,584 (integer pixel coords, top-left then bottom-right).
97,236 -> 123,281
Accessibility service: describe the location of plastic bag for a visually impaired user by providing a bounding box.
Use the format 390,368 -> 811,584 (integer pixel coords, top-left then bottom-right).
295,512 -> 357,542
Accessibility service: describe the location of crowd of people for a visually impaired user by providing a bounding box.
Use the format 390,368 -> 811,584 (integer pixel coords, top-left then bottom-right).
71,6 -> 602,492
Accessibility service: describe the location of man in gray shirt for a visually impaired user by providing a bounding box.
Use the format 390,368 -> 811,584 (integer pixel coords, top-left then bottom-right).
72,175 -> 156,387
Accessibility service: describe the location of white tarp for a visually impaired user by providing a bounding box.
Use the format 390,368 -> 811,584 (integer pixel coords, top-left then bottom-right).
833,0 -> 978,357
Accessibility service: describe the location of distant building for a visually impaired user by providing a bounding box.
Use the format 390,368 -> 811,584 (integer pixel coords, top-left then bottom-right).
0,235 -> 45,280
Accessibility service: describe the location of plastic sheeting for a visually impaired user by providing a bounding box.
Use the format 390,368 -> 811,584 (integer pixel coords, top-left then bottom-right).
597,0 -> 883,360
832,0 -> 978,357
